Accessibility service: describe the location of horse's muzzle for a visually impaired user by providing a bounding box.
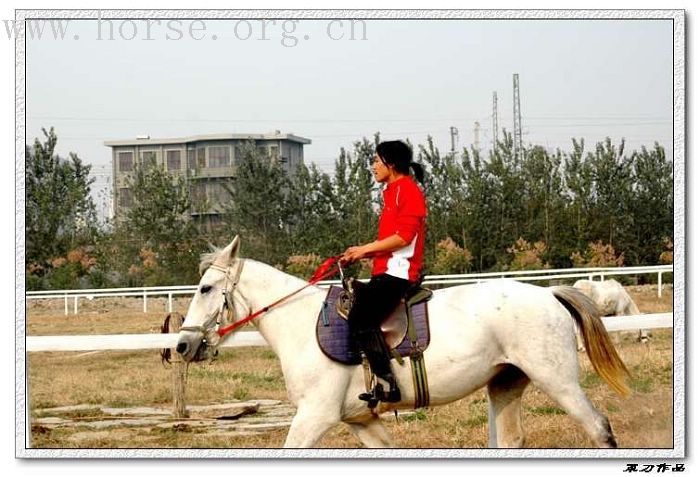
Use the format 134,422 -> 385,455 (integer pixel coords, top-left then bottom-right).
177,331 -> 216,362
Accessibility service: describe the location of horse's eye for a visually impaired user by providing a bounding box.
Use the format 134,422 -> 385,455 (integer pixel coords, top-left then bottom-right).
200,285 -> 213,294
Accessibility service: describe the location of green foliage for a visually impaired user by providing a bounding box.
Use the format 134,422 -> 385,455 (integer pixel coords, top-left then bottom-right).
222,140 -> 291,263
26,128 -> 98,289
24,129 -> 674,290
105,161 -> 205,287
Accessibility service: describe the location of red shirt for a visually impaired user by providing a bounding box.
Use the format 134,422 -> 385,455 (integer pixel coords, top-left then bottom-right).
372,176 -> 427,282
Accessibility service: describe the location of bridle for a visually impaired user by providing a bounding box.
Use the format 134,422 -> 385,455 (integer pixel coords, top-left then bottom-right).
180,255 -> 341,348
180,258 -> 248,346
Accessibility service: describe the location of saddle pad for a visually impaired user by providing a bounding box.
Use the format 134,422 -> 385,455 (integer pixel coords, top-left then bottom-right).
316,286 -> 431,365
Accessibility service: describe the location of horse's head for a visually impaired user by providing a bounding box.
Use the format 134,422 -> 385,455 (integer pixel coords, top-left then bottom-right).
176,235 -> 244,362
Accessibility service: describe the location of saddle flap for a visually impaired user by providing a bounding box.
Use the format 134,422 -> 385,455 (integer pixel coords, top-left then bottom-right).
406,287 -> 433,307
316,286 -> 431,366
381,303 -> 408,350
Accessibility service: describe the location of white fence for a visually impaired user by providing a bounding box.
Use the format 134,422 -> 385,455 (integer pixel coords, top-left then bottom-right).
26,313 -> 673,352
26,264 -> 673,316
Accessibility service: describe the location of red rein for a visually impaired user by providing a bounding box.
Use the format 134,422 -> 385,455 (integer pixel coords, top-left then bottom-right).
216,256 -> 340,338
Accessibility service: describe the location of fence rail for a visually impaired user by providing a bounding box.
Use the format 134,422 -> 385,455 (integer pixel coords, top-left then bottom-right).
26,313 -> 673,352
26,265 -> 673,315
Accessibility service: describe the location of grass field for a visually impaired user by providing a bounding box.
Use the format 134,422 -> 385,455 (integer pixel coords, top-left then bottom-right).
25,285 -> 675,449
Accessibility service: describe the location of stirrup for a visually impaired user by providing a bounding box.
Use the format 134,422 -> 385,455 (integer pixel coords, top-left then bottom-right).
358,382 -> 401,409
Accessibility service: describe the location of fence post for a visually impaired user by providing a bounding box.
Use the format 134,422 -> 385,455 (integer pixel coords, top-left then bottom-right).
168,312 -> 189,418
73,296 -> 78,315
143,290 -> 147,313
64,294 -> 68,316
658,271 -> 663,298
168,293 -> 173,313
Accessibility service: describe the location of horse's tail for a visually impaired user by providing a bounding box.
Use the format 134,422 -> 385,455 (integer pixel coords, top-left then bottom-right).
550,286 -> 631,397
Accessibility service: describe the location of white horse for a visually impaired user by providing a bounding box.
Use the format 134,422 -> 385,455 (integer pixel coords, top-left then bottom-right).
176,236 -> 630,449
573,279 -> 649,342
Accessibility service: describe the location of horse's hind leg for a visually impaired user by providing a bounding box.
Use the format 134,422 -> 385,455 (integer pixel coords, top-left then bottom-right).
521,358 -> 617,448
348,417 -> 395,448
487,365 -> 530,448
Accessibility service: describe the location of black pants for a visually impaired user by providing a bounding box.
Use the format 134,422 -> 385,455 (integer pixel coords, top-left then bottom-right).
347,273 -> 411,337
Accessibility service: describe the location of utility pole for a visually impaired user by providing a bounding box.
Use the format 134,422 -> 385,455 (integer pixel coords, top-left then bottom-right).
473,121 -> 481,151
513,73 -> 523,160
492,91 -> 498,149
449,126 -> 458,154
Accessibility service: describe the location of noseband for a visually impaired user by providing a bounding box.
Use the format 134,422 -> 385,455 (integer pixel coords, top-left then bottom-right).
180,259 -> 247,345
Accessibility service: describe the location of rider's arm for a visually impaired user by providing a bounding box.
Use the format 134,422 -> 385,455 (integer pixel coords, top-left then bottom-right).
341,234 -> 407,263
362,234 -> 409,255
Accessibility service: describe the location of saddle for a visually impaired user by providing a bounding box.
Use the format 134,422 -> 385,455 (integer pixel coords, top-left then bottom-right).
337,277 -> 433,350
315,278 -> 432,365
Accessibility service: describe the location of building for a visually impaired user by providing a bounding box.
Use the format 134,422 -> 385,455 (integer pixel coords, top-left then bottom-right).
105,131 -> 311,228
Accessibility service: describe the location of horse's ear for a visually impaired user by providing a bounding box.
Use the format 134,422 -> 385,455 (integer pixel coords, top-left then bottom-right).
215,235 -> 241,267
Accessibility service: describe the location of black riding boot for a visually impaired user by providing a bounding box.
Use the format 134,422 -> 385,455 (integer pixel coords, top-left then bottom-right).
356,329 -> 401,405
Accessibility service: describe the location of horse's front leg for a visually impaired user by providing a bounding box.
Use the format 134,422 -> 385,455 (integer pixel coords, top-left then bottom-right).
283,404 -> 341,448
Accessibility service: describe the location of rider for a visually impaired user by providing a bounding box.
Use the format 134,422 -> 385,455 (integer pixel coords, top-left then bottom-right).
341,140 -> 427,404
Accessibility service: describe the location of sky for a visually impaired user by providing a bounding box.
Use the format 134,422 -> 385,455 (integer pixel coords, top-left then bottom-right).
24,17 -> 673,218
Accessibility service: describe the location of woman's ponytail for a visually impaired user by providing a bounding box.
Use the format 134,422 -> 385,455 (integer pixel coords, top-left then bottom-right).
409,161 -> 425,184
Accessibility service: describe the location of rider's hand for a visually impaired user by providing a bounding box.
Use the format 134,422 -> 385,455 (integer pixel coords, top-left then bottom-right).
341,245 -> 367,264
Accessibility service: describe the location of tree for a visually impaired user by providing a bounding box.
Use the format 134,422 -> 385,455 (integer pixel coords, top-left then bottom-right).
222,140 -> 290,264
333,137 -> 380,250
26,128 -> 97,288
461,147 -> 496,271
26,128 -> 97,263
521,146 -> 568,266
630,143 -> 673,265
484,132 -> 526,269
563,138 -> 594,253
109,161 -> 203,286
586,138 -> 635,255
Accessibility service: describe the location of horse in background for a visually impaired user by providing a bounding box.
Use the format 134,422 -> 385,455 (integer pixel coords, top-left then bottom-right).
574,279 -> 649,343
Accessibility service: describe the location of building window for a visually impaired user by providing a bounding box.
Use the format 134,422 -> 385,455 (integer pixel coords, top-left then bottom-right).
118,188 -> 133,208
234,145 -> 245,164
187,149 -> 196,169
269,146 -> 279,159
208,146 -> 231,168
166,150 -> 181,171
118,151 -> 133,172
197,147 -> 206,168
190,182 -> 207,207
140,150 -> 158,167
208,181 -> 232,204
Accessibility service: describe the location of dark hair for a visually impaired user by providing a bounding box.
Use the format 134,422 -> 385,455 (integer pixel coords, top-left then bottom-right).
375,140 -> 425,184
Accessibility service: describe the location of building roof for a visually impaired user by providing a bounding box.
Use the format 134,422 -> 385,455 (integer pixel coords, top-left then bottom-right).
104,132 -> 312,147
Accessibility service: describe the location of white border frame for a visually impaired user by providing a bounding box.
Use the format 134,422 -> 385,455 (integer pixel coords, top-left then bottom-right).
16,9 -> 686,459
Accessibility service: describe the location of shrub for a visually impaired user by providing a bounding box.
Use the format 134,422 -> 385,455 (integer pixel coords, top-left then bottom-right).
659,237 -> 673,264
432,237 -> 473,274
571,241 -> 624,268
507,237 -> 549,270
285,254 -> 322,278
